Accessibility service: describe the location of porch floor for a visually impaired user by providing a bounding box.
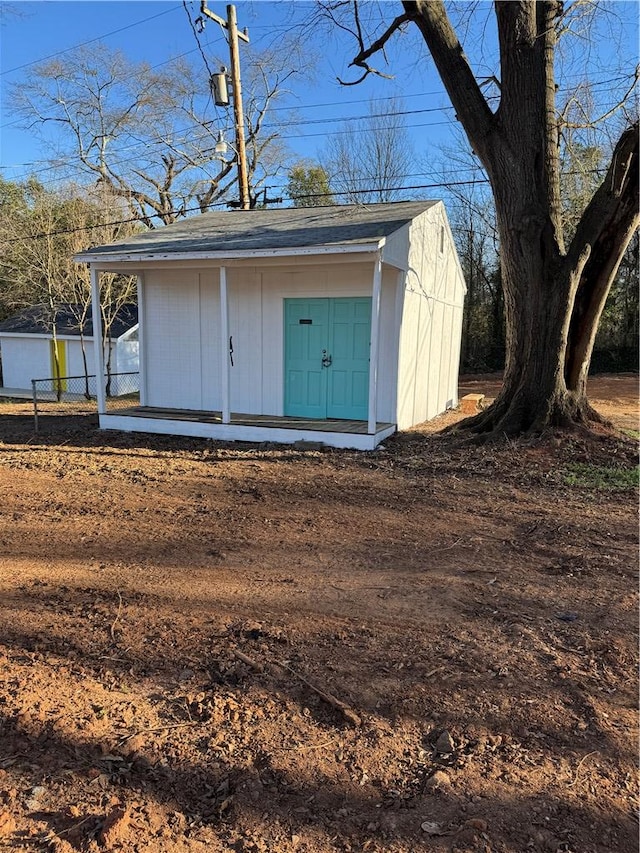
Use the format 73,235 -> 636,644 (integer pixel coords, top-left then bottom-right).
109,405 -> 393,435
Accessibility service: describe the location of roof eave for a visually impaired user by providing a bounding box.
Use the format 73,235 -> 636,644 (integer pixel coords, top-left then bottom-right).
74,240 -> 385,266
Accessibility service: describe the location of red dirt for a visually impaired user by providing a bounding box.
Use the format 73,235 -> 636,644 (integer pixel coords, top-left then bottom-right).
0,374 -> 638,853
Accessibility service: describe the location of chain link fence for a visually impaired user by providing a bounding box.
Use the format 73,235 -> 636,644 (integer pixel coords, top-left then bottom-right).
31,372 -> 139,431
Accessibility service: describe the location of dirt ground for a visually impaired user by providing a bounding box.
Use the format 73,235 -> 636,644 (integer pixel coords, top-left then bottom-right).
0,374 -> 637,853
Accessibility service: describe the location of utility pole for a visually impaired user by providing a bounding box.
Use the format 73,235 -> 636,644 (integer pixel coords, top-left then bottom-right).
200,2 -> 250,210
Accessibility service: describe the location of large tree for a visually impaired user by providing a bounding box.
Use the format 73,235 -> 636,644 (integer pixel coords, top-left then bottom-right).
10,41 -> 307,227
332,1 -> 638,436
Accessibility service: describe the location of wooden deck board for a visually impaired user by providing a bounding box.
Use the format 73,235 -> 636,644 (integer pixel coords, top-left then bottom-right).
110,406 -> 393,435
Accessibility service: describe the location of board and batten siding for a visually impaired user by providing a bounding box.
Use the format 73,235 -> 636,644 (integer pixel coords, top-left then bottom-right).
142,270 -> 221,410
396,204 -> 465,430
227,269 -> 262,414
141,260 -> 400,423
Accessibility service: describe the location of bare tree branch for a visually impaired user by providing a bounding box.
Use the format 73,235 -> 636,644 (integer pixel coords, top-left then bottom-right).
404,1 -> 496,160
561,68 -> 640,130
337,3 -> 411,85
9,41 -> 307,224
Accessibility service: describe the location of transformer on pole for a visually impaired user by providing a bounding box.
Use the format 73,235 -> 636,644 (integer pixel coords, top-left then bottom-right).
210,67 -> 229,107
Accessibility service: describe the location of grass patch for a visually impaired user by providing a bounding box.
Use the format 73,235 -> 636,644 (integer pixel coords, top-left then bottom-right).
621,428 -> 640,440
564,462 -> 639,490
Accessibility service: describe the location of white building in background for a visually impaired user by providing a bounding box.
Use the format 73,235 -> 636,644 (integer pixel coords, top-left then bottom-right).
0,303 -> 139,396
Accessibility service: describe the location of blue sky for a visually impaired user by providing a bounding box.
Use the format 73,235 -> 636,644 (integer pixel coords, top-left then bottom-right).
1,1 -> 638,204
0,2 -> 445,183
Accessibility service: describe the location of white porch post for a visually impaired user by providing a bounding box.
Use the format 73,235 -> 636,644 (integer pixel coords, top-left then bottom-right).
368,253 -> 382,434
90,267 -> 106,414
136,274 -> 147,406
220,266 -> 231,424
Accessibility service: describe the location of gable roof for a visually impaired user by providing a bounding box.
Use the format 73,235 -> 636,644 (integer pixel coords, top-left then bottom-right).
0,303 -> 138,338
75,201 -> 438,263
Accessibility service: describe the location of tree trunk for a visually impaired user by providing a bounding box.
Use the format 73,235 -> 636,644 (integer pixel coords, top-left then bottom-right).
79,334 -> 91,400
468,124 -> 638,438
461,2 -> 570,435
104,337 -> 113,398
469,196 -> 578,435
564,132 -> 640,399
405,1 -> 639,438
461,225 -> 475,371
51,329 -> 63,402
347,1 -> 637,437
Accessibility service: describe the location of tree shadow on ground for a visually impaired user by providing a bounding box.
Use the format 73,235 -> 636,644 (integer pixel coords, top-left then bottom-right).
0,575 -> 636,764
1,398 -> 637,851
0,702 -> 635,853
0,411 -> 367,466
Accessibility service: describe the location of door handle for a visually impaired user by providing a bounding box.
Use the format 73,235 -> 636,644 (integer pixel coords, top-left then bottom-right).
321,350 -> 332,368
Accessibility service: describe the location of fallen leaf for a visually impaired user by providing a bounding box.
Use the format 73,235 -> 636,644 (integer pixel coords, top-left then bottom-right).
421,820 -> 447,836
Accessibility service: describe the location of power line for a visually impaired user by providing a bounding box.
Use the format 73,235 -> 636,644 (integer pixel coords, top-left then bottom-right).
182,0 -> 213,76
0,45 -> 207,131
0,5 -> 185,77
285,180 -> 491,203
2,65 -> 630,135
0,104 -> 608,188
2,63 -> 630,167
4,156 -> 613,244
1,106 -> 458,185
0,5 -> 306,93
1,102 -> 456,174
0,99 -> 616,191
6,157 -> 606,237
2,69 -> 630,184
3,68 -> 627,135
18,199 -> 227,242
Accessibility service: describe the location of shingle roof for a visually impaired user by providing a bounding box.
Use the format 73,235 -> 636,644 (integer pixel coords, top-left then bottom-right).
77,201 -> 438,260
0,303 -> 138,338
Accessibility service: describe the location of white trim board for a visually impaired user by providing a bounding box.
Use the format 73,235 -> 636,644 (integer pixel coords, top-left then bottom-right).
76,241 -> 384,265
98,414 -> 396,450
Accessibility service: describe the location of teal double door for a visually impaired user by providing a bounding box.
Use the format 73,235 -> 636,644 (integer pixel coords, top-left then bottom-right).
284,297 -> 371,420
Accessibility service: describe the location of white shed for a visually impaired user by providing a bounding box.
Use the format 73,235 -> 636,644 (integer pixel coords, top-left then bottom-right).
75,202 -> 466,450
0,303 -> 139,397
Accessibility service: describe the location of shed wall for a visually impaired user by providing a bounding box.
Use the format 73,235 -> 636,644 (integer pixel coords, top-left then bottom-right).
143,270 -> 220,409
66,339 -> 95,378
141,260 -> 399,423
228,269 -> 262,414
0,334 -> 139,397
259,262 -> 387,417
113,336 -> 140,395
381,222 -> 410,271
256,262 -> 397,422
66,338 -> 139,396
66,339 -> 98,394
396,203 -> 465,430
